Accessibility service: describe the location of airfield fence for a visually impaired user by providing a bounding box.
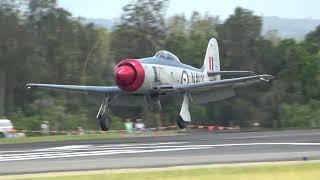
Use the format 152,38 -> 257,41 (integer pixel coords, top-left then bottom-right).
14,125 -> 227,136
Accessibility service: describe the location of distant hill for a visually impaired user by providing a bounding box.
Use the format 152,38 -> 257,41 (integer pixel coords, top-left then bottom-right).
80,18 -> 117,30
83,16 -> 320,41
262,16 -> 320,41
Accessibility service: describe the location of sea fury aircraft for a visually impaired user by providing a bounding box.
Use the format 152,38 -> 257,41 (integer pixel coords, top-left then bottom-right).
27,38 -> 273,131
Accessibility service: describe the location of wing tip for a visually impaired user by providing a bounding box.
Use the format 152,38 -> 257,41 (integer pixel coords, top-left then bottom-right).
26,83 -> 36,89
259,74 -> 274,82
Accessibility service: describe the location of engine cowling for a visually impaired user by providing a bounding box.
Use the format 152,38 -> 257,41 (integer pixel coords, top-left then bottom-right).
114,59 -> 145,92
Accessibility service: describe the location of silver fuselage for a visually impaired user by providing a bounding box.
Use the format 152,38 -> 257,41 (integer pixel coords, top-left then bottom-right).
135,57 -> 213,94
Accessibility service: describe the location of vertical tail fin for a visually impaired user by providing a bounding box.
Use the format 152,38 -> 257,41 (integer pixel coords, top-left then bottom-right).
203,38 -> 221,80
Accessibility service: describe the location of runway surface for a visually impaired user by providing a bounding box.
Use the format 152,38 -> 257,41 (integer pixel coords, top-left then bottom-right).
1,129 -> 320,175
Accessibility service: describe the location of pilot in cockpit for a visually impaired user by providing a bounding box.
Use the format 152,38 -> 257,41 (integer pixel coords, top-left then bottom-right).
154,50 -> 180,62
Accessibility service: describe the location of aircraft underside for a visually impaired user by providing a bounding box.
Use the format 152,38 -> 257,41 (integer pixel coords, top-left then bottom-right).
97,93 -> 190,131
97,86 -> 237,131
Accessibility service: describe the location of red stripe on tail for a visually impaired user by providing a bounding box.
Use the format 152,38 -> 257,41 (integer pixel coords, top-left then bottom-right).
211,57 -> 214,71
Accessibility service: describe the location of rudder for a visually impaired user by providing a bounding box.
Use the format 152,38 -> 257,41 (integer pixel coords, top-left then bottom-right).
203,38 -> 221,79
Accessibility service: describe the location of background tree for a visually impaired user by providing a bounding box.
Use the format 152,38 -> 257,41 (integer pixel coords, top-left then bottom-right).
110,0 -> 168,60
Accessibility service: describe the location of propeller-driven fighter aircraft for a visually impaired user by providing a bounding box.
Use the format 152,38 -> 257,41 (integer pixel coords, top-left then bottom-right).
27,38 -> 273,131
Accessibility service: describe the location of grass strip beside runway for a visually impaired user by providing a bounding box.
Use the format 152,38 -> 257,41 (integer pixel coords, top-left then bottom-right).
5,161 -> 320,180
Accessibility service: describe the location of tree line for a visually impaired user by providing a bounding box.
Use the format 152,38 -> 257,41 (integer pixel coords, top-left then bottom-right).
0,0 -> 319,130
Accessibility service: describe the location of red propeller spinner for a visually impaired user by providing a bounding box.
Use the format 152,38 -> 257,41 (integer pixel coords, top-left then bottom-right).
114,59 -> 145,92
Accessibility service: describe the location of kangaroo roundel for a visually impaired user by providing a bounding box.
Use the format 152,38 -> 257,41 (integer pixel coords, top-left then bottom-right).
181,70 -> 189,84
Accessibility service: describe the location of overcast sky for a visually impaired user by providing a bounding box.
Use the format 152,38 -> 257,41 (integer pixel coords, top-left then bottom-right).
58,0 -> 320,20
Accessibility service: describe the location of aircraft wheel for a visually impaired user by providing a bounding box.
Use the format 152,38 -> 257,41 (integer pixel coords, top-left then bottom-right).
176,115 -> 188,129
269,79 -> 273,84
98,114 -> 111,131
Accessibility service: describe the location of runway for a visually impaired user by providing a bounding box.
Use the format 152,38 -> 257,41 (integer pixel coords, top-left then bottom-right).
1,129 -> 320,175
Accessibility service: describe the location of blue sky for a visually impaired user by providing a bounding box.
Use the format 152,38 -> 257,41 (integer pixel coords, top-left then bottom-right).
58,0 -> 320,20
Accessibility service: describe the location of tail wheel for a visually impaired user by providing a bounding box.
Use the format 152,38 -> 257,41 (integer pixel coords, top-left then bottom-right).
177,115 -> 188,129
98,114 -> 111,131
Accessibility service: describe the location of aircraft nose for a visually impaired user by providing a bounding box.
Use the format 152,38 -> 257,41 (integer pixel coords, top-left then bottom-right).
115,65 -> 136,86
114,59 -> 145,92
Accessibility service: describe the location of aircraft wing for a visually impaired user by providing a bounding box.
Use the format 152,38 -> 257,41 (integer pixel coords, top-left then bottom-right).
157,74 -> 273,93
26,83 -> 121,93
207,71 -> 256,76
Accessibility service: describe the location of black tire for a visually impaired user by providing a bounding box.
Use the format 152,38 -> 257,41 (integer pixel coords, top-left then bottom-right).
177,115 -> 188,129
98,114 -> 111,131
269,79 -> 273,84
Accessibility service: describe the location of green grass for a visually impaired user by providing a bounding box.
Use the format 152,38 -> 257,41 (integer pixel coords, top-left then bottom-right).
5,162 -> 320,180
0,131 -> 177,145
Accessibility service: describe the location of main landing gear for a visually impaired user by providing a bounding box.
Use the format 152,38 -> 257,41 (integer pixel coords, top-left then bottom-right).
176,93 -> 191,129
97,96 -> 111,131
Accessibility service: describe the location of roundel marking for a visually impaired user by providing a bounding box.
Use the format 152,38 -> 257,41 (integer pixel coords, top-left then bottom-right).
181,70 -> 189,84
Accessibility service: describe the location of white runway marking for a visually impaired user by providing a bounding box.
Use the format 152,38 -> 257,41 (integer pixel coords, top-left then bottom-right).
32,142 -> 187,152
0,142 -> 319,162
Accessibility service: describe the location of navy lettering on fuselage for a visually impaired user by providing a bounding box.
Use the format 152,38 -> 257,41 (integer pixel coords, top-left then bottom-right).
190,72 -> 204,83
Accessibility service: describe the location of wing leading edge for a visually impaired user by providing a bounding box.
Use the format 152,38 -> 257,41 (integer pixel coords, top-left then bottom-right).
158,74 -> 273,93
26,83 -> 121,93
207,70 -> 256,76
27,74 -> 273,94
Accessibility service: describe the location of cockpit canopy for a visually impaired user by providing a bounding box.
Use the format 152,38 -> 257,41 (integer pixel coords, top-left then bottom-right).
154,50 -> 180,62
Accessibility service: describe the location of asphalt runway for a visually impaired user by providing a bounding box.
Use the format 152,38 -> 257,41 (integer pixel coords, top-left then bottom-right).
1,129 -> 320,175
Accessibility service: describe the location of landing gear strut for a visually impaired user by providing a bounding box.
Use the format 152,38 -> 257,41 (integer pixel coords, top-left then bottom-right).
145,94 -> 162,112
97,96 -> 111,131
176,93 -> 191,129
